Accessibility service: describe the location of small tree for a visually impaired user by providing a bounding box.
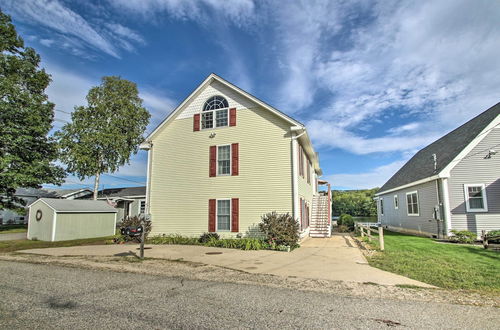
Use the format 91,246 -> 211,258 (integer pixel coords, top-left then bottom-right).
0,10 -> 65,212
56,76 -> 150,199
259,212 -> 300,247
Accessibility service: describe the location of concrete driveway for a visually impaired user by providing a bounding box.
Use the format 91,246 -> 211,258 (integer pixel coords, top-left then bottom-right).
0,232 -> 26,241
20,234 -> 432,287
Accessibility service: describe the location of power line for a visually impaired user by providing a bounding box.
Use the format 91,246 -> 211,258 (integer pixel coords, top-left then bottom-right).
101,173 -> 146,185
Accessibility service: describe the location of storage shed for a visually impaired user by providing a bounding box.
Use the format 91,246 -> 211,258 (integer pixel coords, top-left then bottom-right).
27,198 -> 117,241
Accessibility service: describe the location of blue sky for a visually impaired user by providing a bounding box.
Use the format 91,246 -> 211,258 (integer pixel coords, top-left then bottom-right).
3,0 -> 499,190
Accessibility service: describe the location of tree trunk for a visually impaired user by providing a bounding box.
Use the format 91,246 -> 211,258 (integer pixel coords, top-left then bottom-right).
93,171 -> 100,200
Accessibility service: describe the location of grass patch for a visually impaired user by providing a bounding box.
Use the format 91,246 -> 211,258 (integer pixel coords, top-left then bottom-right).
0,236 -> 114,253
365,231 -> 500,293
0,224 -> 27,234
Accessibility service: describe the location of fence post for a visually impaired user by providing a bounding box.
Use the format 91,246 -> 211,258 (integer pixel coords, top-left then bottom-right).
378,226 -> 384,251
360,225 -> 364,237
367,225 -> 372,242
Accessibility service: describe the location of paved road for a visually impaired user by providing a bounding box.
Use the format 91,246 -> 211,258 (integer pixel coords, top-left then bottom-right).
0,261 -> 498,329
0,232 -> 26,241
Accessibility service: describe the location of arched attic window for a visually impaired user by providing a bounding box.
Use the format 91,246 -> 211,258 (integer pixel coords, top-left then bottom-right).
201,95 -> 229,129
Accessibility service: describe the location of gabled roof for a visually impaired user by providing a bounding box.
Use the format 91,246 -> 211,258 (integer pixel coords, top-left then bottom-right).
44,188 -> 93,198
97,186 -> 146,198
15,188 -> 59,198
141,73 -> 322,175
33,198 -> 117,213
378,102 -> 500,195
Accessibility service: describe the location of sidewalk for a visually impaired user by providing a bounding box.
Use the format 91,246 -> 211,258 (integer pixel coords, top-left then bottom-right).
20,235 -> 433,287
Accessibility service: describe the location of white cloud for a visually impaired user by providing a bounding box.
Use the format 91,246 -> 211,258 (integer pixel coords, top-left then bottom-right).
328,160 -> 408,189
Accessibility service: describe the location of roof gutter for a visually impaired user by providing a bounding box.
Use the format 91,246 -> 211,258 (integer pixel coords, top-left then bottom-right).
375,174 -> 442,196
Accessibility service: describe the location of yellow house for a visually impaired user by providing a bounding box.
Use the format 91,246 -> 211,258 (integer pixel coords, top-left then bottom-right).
140,74 -> 331,238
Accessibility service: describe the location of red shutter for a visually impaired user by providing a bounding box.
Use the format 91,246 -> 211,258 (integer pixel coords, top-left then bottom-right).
193,114 -> 200,131
229,108 -> 237,126
299,197 -> 303,230
208,199 -> 216,232
231,198 -> 239,232
231,143 -> 239,176
209,146 -> 217,177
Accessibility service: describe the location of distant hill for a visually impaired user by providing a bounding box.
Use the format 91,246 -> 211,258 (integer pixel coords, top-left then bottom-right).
332,188 -> 379,217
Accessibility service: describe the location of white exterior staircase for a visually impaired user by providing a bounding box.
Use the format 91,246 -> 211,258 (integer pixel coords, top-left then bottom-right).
310,195 -> 331,238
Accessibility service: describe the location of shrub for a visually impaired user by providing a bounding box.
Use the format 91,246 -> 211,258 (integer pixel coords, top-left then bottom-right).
450,230 -> 476,244
337,225 -> 350,233
147,234 -> 199,245
485,230 -> 500,243
199,232 -> 220,243
259,212 -> 299,247
119,216 -> 151,242
338,214 -> 354,230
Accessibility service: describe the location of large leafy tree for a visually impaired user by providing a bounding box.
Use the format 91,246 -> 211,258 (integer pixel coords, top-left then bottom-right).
332,188 -> 379,217
56,76 -> 150,199
0,10 -> 65,212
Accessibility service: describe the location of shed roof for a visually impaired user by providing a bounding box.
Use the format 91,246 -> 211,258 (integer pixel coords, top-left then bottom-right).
378,102 -> 500,194
33,198 -> 117,213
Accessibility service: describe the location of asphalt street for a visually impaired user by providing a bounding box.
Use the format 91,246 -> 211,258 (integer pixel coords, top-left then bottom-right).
0,261 -> 498,329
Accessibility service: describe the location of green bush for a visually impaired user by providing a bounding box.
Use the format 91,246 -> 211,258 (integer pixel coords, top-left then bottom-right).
199,232 -> 220,243
147,234 -> 199,245
338,214 -> 354,230
485,229 -> 500,243
205,237 -> 269,250
450,230 -> 476,244
259,212 -> 299,247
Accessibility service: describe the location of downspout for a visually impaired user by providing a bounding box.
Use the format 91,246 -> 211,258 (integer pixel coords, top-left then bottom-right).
440,177 -> 452,237
290,127 -> 306,221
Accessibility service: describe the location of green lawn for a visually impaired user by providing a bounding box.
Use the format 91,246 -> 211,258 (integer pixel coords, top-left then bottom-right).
0,224 -> 28,234
0,236 -> 114,253
365,231 -> 500,293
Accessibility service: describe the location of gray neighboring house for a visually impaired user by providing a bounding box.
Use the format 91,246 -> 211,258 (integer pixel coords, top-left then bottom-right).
375,102 -> 500,238
91,186 -> 146,222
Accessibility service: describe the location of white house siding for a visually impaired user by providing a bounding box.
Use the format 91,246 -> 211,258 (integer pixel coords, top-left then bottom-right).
448,126 -> 500,236
378,180 -> 441,237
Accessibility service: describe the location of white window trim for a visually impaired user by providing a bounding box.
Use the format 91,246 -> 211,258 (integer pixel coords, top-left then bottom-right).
201,108 -> 229,130
215,198 -> 232,232
406,191 -> 419,216
216,144 -> 232,176
380,198 -> 384,216
393,195 -> 399,210
464,184 -> 488,212
138,199 -> 146,214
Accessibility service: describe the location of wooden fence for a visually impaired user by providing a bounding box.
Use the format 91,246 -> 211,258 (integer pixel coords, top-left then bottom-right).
356,222 -> 385,251
481,230 -> 500,250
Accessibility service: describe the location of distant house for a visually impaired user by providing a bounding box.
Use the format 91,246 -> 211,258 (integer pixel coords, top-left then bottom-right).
93,186 -> 146,222
375,103 -> 500,238
139,73 -> 331,238
0,188 -> 93,225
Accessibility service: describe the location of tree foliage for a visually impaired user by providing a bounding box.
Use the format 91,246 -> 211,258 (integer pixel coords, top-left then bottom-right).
56,76 -> 150,199
332,188 -> 378,217
0,10 -> 65,212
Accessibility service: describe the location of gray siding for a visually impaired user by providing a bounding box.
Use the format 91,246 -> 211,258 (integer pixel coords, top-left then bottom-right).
27,200 -> 55,241
448,127 -> 500,236
378,180 -> 441,237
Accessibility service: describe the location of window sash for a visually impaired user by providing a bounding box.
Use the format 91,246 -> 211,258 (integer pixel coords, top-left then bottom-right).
394,195 -> 399,209
201,109 -> 228,129
139,201 -> 146,214
217,200 -> 231,231
465,184 -> 488,211
217,145 -> 231,175
380,199 -> 384,215
406,192 -> 419,215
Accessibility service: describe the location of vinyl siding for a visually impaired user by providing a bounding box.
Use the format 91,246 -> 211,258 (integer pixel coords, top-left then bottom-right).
448,126 -> 500,236
54,212 -> 116,241
378,180 -> 441,237
298,149 -> 314,227
149,89 -> 293,237
27,200 -> 54,241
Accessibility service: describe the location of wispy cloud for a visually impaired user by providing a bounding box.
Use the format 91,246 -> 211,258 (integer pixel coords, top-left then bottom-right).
2,0 -> 146,58
328,160 -> 408,189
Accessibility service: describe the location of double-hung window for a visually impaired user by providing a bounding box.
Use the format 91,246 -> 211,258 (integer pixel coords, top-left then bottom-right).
139,200 -> 146,214
394,195 -> 399,209
202,96 -> 229,129
217,145 -> 231,175
464,184 -> 488,212
217,200 -> 231,231
380,198 -> 384,215
406,191 -> 419,216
